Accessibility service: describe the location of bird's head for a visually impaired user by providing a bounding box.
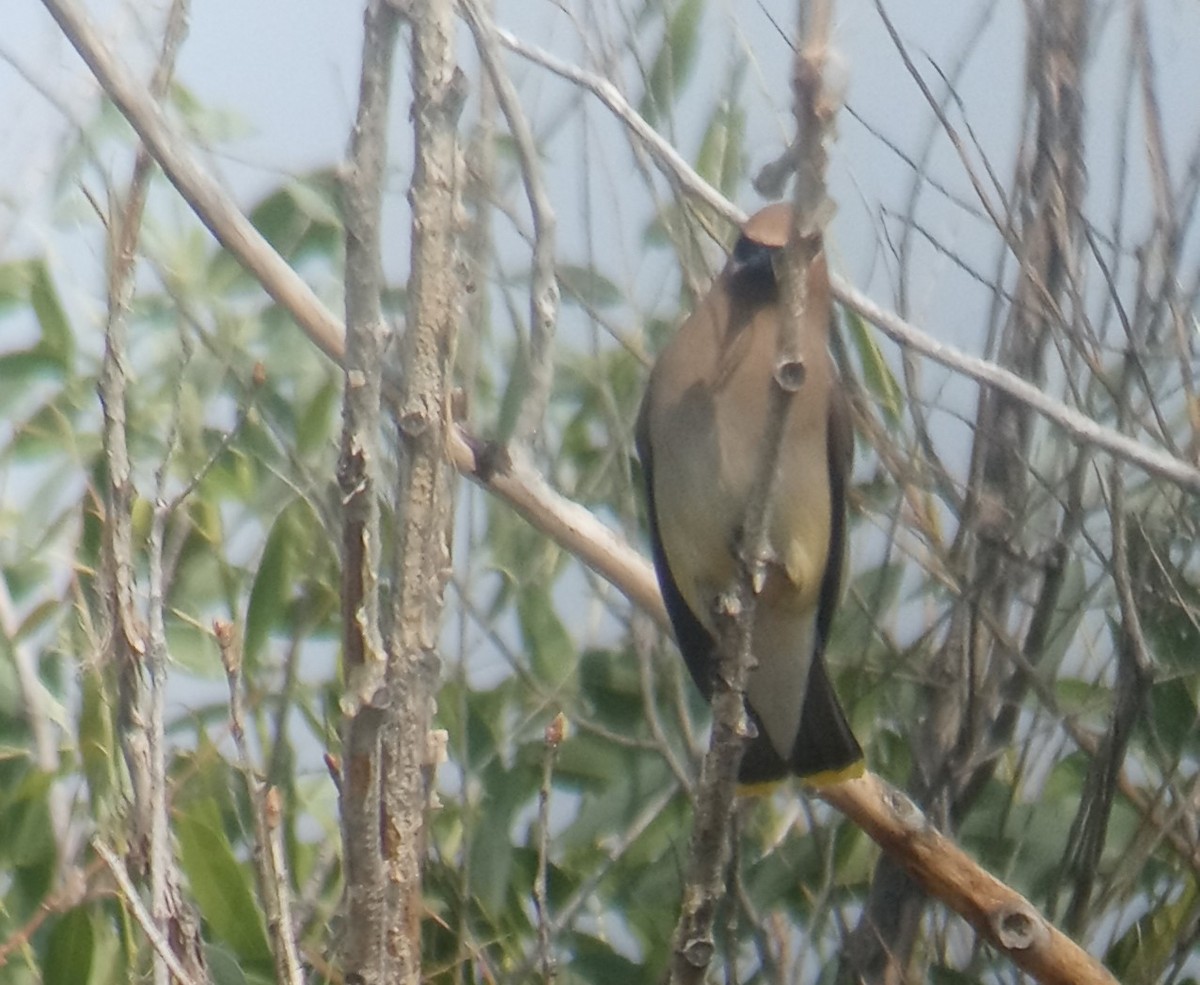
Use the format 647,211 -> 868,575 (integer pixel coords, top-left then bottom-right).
729,202 -> 794,295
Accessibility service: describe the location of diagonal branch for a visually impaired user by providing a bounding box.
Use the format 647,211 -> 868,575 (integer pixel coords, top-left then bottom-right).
40,0 -> 344,363
41,0 -> 1200,496
820,775 -> 1117,985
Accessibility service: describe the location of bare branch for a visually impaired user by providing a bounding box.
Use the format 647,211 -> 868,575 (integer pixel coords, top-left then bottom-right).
461,0 -> 560,442
534,713 -> 565,983
216,621 -> 304,985
377,0 -> 465,981
86,3 -> 207,982
93,840 -> 202,985
449,433 -> 667,622
337,1 -> 401,980
820,774 -> 1119,985
668,5 -> 839,981
39,0 -> 345,363
828,283 -> 1200,493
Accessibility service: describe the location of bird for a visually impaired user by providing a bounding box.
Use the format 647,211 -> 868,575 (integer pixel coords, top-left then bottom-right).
635,202 -> 863,788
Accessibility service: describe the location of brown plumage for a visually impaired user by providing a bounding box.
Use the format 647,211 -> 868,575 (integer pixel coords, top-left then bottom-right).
636,203 -> 862,786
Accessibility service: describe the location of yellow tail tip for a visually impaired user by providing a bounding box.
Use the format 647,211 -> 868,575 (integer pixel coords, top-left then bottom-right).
735,759 -> 866,797
801,759 -> 866,789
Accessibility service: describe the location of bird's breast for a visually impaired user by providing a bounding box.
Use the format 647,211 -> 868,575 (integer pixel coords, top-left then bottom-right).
650,358 -> 833,627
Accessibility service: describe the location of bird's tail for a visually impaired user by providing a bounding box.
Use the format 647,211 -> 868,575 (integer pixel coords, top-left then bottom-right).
736,654 -> 862,791
790,653 -> 863,786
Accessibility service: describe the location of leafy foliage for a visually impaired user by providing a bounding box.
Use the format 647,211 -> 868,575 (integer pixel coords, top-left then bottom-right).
2,1 -> 1200,983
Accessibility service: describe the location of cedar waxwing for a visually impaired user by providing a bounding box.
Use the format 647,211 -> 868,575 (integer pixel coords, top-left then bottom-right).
636,203 -> 862,787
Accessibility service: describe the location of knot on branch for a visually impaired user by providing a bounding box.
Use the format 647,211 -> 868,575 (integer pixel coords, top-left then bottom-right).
397,401 -> 434,438
443,66 -> 469,123
462,435 -> 511,483
681,935 -> 714,968
992,906 -> 1046,951
886,786 -> 925,833
715,590 -> 744,618
336,438 -> 368,499
774,357 -> 807,392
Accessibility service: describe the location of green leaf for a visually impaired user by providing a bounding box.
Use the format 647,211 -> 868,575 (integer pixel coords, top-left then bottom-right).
175,807 -> 272,969
1035,557 -> 1090,673
518,585 -> 575,687
639,0 -> 705,125
29,259 -> 74,371
166,615 -> 220,678
208,171 -> 341,291
578,646 -> 643,733
206,944 -> 251,985
842,306 -> 903,426
9,392 -> 76,459
42,906 -> 94,985
244,500 -> 299,673
694,88 -> 745,197
1107,877 -> 1200,984
79,668 -> 117,815
565,931 -> 644,983
297,375 -> 340,455
4,769 -> 57,869
1142,675 -> 1198,760
557,264 -> 622,309
834,561 -> 905,659
0,258 -> 74,371
467,762 -> 529,916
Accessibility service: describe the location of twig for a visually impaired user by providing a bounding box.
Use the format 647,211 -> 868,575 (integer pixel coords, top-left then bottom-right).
0,860 -> 99,967
1061,356 -> 1154,935
93,840 -> 201,985
461,0 -> 560,442
1130,0 -> 1195,450
534,713 -> 565,983
215,621 -> 304,985
633,614 -> 697,791
870,0 -> 1012,248
669,6 -> 838,981
511,782 -> 680,981
492,24 -> 741,228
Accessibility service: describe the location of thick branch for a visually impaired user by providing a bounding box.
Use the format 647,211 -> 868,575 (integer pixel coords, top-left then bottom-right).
380,1 -> 464,982
337,2 -> 401,982
820,775 -> 1118,985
